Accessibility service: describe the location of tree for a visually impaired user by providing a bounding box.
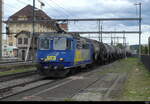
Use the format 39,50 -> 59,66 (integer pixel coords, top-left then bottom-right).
116,43 -> 124,49
141,45 -> 144,54
141,45 -> 148,55
144,45 -> 148,54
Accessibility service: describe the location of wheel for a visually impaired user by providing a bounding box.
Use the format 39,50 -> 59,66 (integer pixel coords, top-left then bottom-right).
69,69 -> 77,75
50,69 -> 71,78
36,64 -> 45,76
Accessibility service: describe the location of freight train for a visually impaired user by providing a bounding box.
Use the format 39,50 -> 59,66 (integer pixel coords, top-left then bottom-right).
36,33 -> 131,77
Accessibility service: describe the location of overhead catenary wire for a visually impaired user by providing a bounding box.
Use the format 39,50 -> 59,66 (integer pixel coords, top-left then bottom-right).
49,0 -> 92,32
49,0 -> 79,19
43,0 -> 70,18
17,0 -> 30,5
49,0 -> 76,18
43,0 -> 85,32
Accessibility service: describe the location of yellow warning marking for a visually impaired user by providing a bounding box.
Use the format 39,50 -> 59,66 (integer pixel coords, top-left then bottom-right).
45,56 -> 56,61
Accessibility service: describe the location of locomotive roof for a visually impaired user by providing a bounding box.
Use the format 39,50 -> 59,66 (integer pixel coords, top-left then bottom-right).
39,32 -> 80,38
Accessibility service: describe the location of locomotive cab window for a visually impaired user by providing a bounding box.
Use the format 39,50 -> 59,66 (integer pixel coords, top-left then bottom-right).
82,44 -> 90,49
53,38 -> 66,50
53,38 -> 71,50
66,39 -> 72,50
39,38 -> 50,50
76,41 -> 82,49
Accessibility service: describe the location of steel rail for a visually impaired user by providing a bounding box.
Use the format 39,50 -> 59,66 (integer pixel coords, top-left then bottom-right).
0,79 -> 58,100
0,70 -> 37,82
0,76 -> 46,99
0,60 -> 31,63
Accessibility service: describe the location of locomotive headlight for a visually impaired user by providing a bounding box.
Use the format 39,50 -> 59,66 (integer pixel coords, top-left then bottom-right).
59,58 -> 64,61
40,58 -> 44,61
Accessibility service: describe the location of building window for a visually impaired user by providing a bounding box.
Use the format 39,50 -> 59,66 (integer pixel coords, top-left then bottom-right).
18,38 -> 22,44
8,36 -> 13,40
24,38 -> 28,44
9,42 -> 13,46
18,16 -> 28,21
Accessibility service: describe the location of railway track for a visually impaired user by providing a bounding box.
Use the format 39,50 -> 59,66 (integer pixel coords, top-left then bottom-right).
0,64 -> 102,100
0,62 -> 118,101
0,61 -> 36,72
0,61 -> 34,65
0,74 -> 47,99
0,70 -> 37,82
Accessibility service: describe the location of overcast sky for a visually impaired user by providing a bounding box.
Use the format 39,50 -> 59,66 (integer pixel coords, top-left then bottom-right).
3,0 -> 150,45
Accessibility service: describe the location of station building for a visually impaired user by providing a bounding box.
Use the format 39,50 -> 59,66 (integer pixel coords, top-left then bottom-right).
4,5 -> 68,60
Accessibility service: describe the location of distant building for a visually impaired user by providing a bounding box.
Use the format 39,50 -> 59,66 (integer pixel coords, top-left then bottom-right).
2,39 -> 18,57
4,5 -> 67,60
14,31 -> 41,60
130,45 -> 139,54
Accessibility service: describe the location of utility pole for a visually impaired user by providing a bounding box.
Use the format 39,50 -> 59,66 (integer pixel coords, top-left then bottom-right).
123,31 -> 126,58
25,0 -> 35,62
135,2 -> 142,59
32,0 -> 35,62
111,33 -> 113,45
148,37 -> 150,55
100,23 -> 103,42
98,20 -> 100,42
88,34 -> 90,39
114,27 -> 116,46
0,0 -> 2,59
123,31 -> 125,46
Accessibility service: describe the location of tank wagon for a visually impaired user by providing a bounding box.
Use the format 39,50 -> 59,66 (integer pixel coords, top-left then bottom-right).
36,33 -> 130,77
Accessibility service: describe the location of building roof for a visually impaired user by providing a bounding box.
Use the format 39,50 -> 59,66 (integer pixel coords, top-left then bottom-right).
8,5 -> 51,21
5,5 -> 65,32
15,31 -> 31,38
15,31 -> 41,38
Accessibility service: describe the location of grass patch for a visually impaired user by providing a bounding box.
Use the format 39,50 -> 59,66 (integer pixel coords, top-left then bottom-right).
0,66 -> 36,76
98,57 -> 150,101
120,58 -> 150,101
98,58 -> 137,75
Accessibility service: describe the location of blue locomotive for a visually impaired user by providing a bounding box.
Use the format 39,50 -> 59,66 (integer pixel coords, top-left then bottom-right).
36,33 -> 97,77
36,33 -> 130,77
